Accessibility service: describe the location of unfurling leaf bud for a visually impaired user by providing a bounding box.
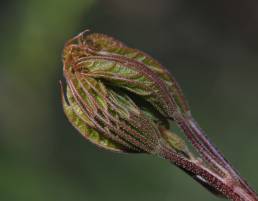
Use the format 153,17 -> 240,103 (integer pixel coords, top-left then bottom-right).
61,30 -> 191,155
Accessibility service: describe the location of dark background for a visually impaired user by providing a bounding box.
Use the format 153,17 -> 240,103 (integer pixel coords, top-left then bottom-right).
1,0 -> 258,200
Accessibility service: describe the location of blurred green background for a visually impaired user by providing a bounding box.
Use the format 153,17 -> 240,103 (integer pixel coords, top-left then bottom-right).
1,0 -> 258,201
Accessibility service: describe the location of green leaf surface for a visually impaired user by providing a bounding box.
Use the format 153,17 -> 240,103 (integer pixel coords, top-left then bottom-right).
61,82 -> 125,153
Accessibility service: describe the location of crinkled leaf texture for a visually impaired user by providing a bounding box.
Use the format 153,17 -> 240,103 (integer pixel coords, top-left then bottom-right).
61,30 -> 192,158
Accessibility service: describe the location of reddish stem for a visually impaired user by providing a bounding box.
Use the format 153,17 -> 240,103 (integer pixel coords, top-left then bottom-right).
169,112 -> 258,201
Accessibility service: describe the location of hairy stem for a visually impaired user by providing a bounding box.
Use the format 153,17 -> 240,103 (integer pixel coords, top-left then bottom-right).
170,112 -> 258,201
159,146 -> 241,200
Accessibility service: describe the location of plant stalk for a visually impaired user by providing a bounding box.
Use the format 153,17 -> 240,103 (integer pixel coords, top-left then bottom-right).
161,112 -> 258,201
